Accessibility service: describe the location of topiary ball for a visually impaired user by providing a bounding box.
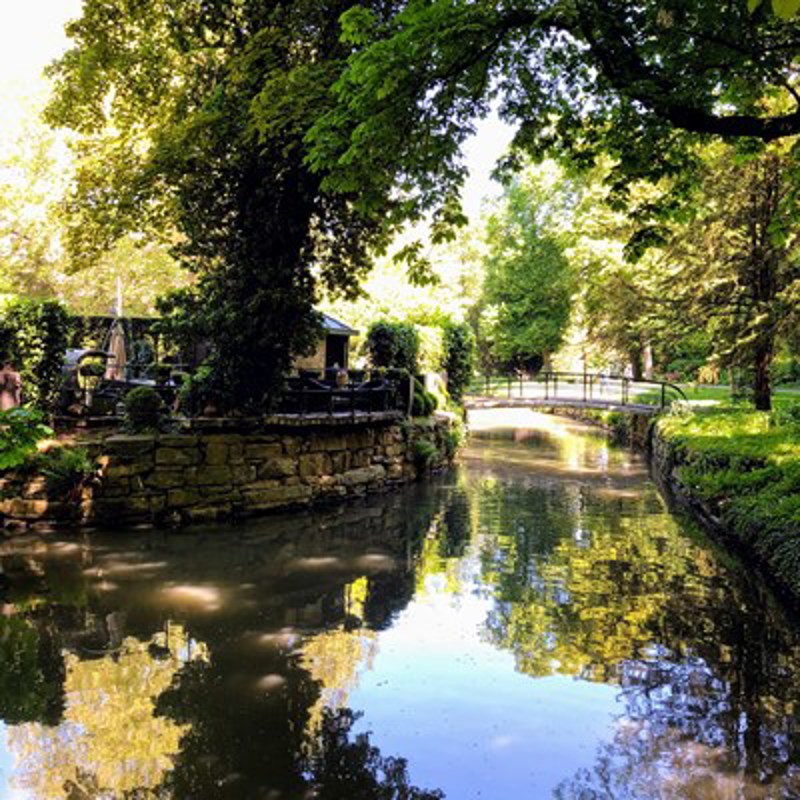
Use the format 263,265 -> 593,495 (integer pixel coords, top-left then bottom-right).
123,386 -> 165,432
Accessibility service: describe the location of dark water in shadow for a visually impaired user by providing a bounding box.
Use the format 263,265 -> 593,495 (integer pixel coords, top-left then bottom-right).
1,409 -> 800,799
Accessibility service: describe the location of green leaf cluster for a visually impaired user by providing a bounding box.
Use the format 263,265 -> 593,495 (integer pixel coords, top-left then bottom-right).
480,175 -> 577,369
659,405 -> 800,594
750,0 -> 800,19
47,0 -> 403,413
0,408 -> 53,471
309,0 -> 800,253
122,386 -> 166,433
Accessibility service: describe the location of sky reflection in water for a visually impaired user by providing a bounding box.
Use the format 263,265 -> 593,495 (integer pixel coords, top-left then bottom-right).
0,409 -> 799,798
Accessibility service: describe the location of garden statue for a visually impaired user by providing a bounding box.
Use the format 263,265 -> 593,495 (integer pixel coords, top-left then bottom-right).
0,362 -> 22,410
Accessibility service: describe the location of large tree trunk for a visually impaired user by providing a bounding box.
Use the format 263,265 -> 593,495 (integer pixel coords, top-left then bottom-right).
753,340 -> 773,411
628,347 -> 644,381
643,342 -> 654,380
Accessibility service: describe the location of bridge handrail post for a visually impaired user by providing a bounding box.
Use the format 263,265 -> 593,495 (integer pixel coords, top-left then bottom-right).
554,373 -> 558,398
545,372 -> 549,401
583,372 -> 587,402
507,375 -> 511,399
519,372 -> 523,398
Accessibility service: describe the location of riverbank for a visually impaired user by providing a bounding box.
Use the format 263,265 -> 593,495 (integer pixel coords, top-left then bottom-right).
652,405 -> 800,598
0,414 -> 458,532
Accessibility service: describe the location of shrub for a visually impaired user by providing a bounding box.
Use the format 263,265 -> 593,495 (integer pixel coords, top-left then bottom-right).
770,403 -> 800,430
37,447 -> 95,495
441,321 -> 476,403
658,407 -> 800,595
0,299 -> 71,411
413,439 -> 438,468
177,365 -> 220,416
411,378 -> 438,416
78,361 -> 106,379
123,386 -> 165,432
771,355 -> 800,386
366,321 -> 419,375
416,324 -> 444,373
442,428 -> 463,460
0,408 -> 53,471
445,415 -> 467,459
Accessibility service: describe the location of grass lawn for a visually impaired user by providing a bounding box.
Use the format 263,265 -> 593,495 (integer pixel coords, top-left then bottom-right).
655,390 -> 800,595
676,383 -> 800,406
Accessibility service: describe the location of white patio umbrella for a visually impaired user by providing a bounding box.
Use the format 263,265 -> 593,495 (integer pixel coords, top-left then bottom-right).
105,278 -> 127,381
105,320 -> 128,381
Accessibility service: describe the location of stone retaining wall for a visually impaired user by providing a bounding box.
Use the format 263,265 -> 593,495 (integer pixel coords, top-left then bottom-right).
1,417 -> 455,533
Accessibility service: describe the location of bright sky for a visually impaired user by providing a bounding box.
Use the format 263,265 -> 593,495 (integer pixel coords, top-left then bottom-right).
0,0 -> 512,216
0,1 -> 83,89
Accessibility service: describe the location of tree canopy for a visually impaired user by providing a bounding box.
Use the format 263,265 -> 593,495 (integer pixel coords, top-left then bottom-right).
10,0 -> 798,411
308,0 -> 800,253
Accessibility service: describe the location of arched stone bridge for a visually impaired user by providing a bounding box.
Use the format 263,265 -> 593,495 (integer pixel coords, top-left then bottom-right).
464,372 -> 687,416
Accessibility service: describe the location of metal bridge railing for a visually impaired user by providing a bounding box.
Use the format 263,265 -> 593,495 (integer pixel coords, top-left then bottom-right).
465,371 -> 687,410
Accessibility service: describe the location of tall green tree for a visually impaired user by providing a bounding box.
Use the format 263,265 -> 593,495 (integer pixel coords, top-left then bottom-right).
441,321 -> 476,402
665,146 -> 800,409
478,171 -> 577,371
564,168 -> 674,378
0,298 -> 71,411
0,100 -> 67,299
46,0 -> 397,411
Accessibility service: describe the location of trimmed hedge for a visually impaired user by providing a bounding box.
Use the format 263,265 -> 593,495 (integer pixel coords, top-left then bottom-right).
123,386 -> 166,432
412,378 -> 438,417
366,321 -> 419,375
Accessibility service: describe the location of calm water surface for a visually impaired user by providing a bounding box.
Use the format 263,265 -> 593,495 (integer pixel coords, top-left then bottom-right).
1,410 -> 800,799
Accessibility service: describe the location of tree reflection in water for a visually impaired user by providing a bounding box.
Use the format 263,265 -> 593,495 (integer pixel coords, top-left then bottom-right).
306,709 -> 443,800
0,491 -> 447,798
463,426 -> 800,797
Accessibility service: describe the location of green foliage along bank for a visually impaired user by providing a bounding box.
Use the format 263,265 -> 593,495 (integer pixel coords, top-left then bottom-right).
655,403 -> 800,597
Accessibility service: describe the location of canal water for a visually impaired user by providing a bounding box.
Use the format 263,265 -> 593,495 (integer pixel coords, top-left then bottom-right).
1,410 -> 799,799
